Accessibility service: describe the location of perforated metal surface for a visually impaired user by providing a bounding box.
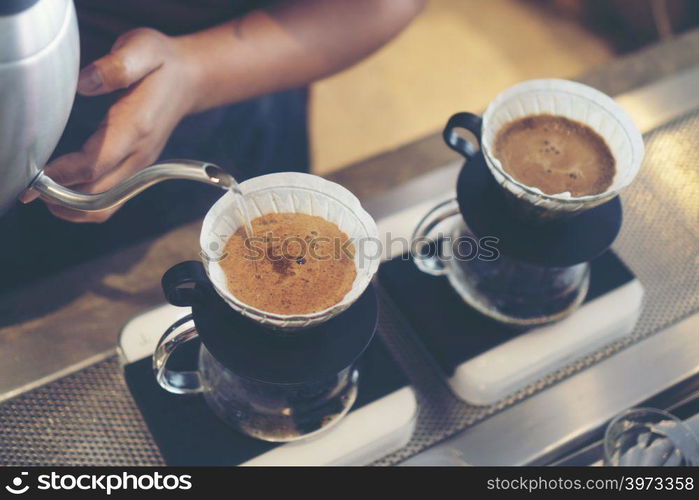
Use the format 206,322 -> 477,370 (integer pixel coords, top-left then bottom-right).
615,111 -> 699,337
0,357 -> 163,466
0,112 -> 697,467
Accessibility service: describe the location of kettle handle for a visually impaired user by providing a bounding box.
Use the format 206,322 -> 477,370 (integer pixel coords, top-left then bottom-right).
153,314 -> 206,395
28,159 -> 235,212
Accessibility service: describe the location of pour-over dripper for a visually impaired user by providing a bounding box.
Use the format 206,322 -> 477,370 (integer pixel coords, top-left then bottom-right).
201,172 -> 381,330
480,79 -> 645,221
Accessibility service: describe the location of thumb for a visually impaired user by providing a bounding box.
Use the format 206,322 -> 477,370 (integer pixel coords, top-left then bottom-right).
77,28 -> 166,96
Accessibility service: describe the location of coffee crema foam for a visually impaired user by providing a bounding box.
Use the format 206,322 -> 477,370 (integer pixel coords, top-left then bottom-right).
494,114 -> 616,197
221,213 -> 356,315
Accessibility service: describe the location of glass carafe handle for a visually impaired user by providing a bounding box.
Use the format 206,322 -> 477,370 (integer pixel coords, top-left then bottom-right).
412,198 -> 461,276
153,314 -> 206,394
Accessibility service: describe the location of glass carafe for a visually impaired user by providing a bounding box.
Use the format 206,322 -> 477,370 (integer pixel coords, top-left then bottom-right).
413,199 -> 590,326
154,314 -> 362,442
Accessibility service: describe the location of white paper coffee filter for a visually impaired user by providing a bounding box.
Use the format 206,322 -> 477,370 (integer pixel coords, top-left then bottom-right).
481,79 -> 644,215
200,172 -> 380,330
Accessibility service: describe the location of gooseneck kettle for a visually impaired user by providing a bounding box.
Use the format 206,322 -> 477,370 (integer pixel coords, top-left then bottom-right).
0,0 -> 233,216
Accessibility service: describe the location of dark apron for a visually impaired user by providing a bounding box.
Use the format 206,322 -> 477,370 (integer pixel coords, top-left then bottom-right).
0,62 -> 309,295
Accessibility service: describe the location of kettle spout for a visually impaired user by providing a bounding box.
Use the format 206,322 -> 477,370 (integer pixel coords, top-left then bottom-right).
28,160 -> 236,212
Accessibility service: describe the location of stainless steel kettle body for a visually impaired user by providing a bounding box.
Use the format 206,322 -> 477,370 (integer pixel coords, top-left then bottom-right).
0,0 -> 79,215
0,0 -> 234,217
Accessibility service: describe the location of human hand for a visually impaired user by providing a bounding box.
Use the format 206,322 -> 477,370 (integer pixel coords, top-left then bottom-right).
21,28 -> 201,222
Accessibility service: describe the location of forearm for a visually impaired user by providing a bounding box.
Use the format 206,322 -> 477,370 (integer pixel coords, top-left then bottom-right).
175,0 -> 427,113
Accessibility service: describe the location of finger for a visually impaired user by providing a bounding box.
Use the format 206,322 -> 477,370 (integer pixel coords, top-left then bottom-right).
18,151 -> 94,204
42,114 -> 141,188
70,152 -> 146,194
19,187 -> 40,204
20,150 -> 99,204
42,152 -> 146,223
78,28 -> 165,96
47,203 -> 119,224
42,151 -> 97,187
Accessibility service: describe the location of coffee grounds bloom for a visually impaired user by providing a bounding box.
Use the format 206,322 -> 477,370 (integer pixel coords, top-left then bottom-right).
220,213 -> 356,315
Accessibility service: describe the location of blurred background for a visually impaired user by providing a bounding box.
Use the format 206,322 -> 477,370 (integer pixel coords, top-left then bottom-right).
311,0 -> 699,175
